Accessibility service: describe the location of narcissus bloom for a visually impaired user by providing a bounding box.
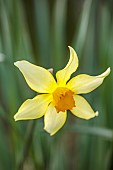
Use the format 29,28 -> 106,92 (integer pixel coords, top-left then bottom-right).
14,46 -> 110,135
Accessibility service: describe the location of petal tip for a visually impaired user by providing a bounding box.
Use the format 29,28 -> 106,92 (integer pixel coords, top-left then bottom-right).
14,113 -> 20,121
95,111 -> 99,117
107,67 -> 111,74
68,46 -> 74,52
68,46 -> 78,61
44,127 -> 54,136
44,127 -> 50,134
14,60 -> 27,67
44,126 -> 56,136
14,115 -> 18,121
68,45 -> 72,49
50,133 -> 55,136
104,67 -> 111,78
105,67 -> 111,76
14,61 -> 19,67
97,67 -> 111,78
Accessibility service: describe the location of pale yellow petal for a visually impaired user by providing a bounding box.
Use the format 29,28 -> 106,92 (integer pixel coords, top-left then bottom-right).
67,67 -> 110,94
71,95 -> 98,120
44,104 -> 67,136
56,46 -> 79,86
14,61 -> 57,93
14,94 -> 52,121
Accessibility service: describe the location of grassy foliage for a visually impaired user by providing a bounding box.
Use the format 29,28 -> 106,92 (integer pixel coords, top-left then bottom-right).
0,0 -> 113,169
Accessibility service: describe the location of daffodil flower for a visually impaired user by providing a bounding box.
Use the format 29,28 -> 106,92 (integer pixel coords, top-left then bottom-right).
14,46 -> 110,135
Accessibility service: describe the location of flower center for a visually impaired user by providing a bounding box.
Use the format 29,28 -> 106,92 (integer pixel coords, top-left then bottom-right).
53,87 -> 75,112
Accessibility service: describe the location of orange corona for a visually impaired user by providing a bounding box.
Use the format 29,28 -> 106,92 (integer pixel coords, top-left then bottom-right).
53,87 -> 75,112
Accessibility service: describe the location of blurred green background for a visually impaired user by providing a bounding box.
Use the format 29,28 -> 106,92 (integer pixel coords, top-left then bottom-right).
0,0 -> 113,170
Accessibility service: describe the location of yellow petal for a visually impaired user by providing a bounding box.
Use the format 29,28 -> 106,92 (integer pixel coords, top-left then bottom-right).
14,94 -> 52,121
71,95 -> 98,120
14,61 -> 57,93
56,46 -> 79,86
67,67 -> 110,94
44,104 -> 67,136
